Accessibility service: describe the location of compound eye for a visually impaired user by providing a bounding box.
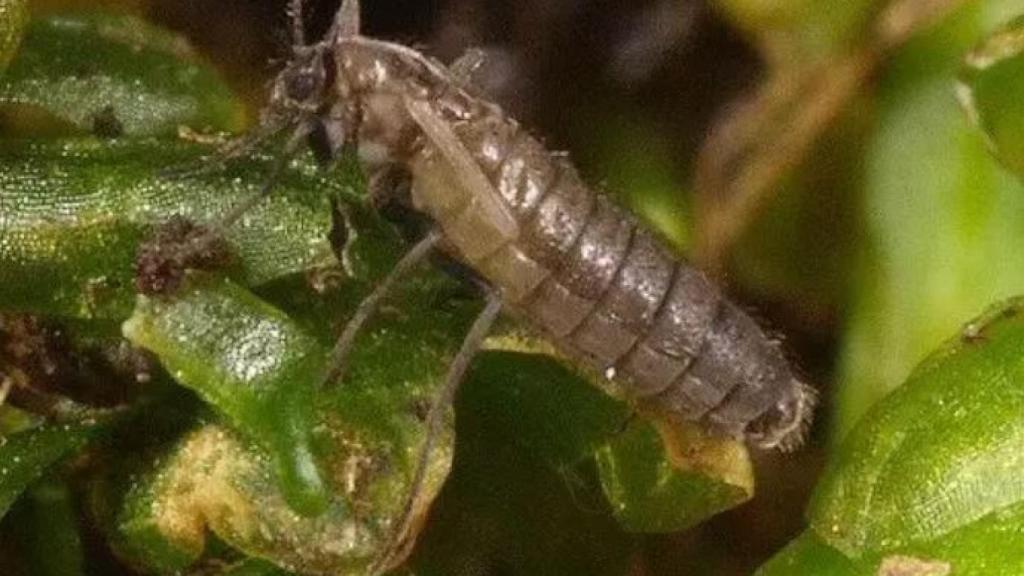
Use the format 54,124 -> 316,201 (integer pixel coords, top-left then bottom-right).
287,71 -> 318,101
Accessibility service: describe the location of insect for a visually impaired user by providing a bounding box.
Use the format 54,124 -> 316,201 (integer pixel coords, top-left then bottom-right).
150,0 -> 815,570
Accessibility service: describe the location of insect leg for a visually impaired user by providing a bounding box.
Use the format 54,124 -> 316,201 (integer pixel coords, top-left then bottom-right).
213,121 -> 313,230
160,115 -> 291,179
449,48 -> 488,84
372,288 -> 504,574
0,373 -> 12,410
321,229 -> 442,388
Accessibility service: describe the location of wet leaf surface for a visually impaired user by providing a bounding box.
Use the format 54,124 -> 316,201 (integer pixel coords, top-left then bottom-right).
104,269 -> 474,574
123,273 -> 332,516
0,12 -> 243,136
0,138 -> 343,320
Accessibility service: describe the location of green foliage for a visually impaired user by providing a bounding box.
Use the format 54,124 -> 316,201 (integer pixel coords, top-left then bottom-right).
0,417 -> 109,519
0,9 -> 753,575
761,300 -> 1024,575
835,0 -> 1024,437
958,15 -> 1024,177
0,139 -> 338,320
124,274 -> 332,516
0,13 -> 244,135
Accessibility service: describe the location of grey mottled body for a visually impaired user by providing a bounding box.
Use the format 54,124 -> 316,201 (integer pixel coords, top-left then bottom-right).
250,0 -> 813,454
178,0 -> 817,570
310,34 -> 812,450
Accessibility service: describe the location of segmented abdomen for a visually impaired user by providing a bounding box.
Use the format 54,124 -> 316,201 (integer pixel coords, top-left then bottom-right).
419,105 -> 797,438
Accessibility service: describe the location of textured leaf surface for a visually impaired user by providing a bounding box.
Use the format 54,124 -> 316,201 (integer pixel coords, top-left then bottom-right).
0,138 -> 341,320
815,298 -> 1024,554
0,13 -> 243,135
761,299 -> 1024,575
123,273 -> 331,516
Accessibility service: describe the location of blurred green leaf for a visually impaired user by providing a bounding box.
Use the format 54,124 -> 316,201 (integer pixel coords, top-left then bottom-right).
8,480 -> 86,576
0,0 -> 27,72
762,299 -> 1024,574
0,138 -> 342,320
714,0 -> 884,66
836,0 -> 1024,437
123,272 -> 330,516
0,12 -> 244,136
958,14 -> 1024,177
0,417 -> 107,520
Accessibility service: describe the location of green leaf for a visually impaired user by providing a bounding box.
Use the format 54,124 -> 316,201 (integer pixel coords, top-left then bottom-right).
763,500 -> 1024,575
815,298 -> 1024,554
457,350 -> 628,468
123,273 -> 330,516
7,480 -> 86,576
0,12 -> 244,136
958,14 -> 1024,177
105,270 -> 473,574
836,0 -> 1024,437
0,418 -> 107,520
0,0 -> 27,72
410,354 -> 638,576
595,418 -> 752,533
467,345 -> 753,530
762,300 -> 1024,575
757,532 -> 860,576
0,138 -> 342,320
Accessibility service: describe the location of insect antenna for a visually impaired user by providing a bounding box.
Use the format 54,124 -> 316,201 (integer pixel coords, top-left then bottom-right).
332,0 -> 361,39
287,0 -> 307,48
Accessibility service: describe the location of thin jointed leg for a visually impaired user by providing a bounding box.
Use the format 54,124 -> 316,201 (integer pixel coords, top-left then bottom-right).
372,288 -> 504,574
170,122 -> 312,266
321,229 -> 443,388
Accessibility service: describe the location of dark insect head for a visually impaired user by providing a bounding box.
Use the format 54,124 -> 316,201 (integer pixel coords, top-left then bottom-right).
268,45 -> 331,118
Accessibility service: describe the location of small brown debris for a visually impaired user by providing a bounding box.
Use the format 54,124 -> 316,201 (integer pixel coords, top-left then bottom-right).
134,216 -> 234,296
